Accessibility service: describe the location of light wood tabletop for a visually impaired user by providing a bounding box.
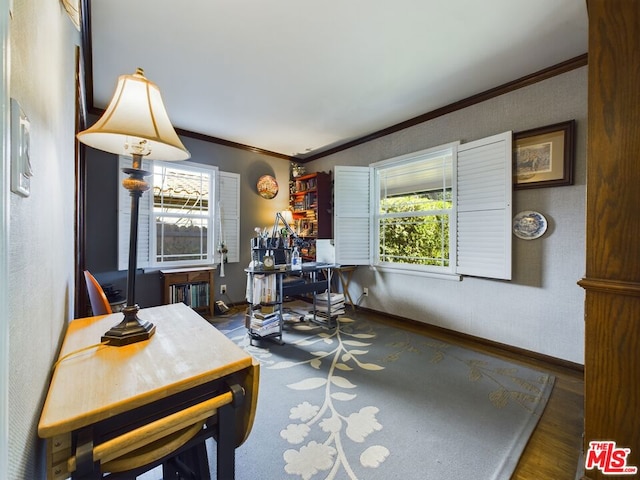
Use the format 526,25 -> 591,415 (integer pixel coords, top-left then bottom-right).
37,303 -> 259,479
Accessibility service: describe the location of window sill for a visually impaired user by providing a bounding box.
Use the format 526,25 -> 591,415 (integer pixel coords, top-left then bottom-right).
371,264 -> 462,281
142,264 -> 218,274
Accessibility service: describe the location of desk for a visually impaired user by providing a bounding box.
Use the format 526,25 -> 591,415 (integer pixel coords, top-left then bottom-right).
38,303 -> 259,479
245,263 -> 338,344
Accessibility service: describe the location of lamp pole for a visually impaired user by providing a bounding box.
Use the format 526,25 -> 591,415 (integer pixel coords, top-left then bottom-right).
101,153 -> 156,346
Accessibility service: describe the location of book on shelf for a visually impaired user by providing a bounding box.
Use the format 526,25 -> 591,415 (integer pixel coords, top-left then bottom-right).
251,322 -> 280,337
169,282 -> 210,309
253,309 -> 280,321
314,304 -> 345,315
313,310 -> 343,320
251,317 -> 280,329
316,292 -> 345,304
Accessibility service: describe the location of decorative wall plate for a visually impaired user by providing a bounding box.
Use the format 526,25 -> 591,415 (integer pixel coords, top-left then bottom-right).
512,210 -> 548,240
257,175 -> 279,199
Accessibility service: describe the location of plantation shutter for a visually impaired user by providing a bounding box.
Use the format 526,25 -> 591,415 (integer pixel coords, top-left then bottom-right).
118,156 -> 152,271
218,171 -> 240,263
456,131 -> 512,280
334,166 -> 371,265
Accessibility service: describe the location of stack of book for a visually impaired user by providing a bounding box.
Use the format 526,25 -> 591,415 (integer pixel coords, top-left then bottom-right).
250,309 -> 281,337
314,292 -> 346,321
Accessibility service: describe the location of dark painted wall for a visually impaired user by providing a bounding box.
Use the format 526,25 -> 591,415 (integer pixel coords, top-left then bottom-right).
85,132 -> 291,309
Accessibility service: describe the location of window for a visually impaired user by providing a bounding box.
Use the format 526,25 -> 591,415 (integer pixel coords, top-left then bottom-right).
335,131 -> 512,280
118,158 -> 240,270
376,146 -> 454,271
152,162 -> 212,265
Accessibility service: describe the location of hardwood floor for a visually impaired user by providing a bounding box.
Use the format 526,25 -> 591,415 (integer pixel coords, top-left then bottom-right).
355,307 -> 585,480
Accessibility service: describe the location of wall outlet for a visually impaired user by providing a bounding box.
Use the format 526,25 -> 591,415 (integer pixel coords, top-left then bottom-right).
220,284 -> 227,295
363,287 -> 369,296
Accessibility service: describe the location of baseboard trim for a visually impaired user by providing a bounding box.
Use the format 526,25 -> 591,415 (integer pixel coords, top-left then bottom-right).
358,306 -> 584,376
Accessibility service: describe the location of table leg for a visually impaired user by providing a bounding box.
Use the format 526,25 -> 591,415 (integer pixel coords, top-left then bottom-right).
337,267 -> 356,308
216,383 -> 244,480
164,442 -> 211,480
216,402 -> 235,479
74,428 -> 99,479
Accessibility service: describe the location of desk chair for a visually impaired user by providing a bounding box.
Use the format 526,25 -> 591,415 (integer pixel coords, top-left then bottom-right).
84,270 -> 112,316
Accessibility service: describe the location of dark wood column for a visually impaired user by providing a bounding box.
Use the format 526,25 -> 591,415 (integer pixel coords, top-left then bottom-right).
579,1 -> 640,478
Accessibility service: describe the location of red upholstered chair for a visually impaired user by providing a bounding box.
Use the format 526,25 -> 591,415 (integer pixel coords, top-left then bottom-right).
83,270 -> 112,316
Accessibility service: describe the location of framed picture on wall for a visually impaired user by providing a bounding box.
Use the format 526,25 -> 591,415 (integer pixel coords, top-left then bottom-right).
513,120 -> 575,189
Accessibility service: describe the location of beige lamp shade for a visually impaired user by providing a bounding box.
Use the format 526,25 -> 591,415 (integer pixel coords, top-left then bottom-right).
77,68 -> 190,161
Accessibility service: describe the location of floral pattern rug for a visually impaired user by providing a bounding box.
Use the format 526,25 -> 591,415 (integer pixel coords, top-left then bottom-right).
212,309 -> 554,480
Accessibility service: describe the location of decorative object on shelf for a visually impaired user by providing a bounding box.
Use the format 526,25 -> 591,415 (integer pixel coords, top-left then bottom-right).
291,246 -> 301,271
10,98 -> 32,197
512,210 -> 548,240
263,254 -> 275,270
257,174 -> 279,199
291,162 -> 305,178
513,120 -> 575,189
77,68 -> 190,346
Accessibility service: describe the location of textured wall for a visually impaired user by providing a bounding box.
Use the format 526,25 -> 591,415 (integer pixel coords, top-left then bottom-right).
8,0 -> 78,478
309,67 -> 587,364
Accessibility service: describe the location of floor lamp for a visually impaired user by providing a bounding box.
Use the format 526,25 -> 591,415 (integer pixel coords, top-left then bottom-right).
77,68 -> 190,346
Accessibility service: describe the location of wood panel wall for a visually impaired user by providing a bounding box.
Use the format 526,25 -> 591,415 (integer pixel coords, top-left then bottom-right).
580,1 -> 640,478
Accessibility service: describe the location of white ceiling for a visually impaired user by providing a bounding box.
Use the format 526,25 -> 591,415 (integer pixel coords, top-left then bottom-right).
88,0 -> 588,159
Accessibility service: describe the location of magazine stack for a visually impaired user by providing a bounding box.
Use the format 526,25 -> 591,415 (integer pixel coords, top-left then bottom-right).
249,309 -> 281,337
312,292 -> 345,325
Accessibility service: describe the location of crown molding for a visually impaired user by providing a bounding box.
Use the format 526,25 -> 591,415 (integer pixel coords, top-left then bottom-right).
299,53 -> 588,162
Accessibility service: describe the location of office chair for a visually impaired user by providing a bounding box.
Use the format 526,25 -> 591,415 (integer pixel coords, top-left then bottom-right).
83,270 -> 112,316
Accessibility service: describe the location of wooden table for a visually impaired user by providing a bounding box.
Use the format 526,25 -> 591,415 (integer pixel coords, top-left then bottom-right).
334,265 -> 357,308
38,303 -> 259,479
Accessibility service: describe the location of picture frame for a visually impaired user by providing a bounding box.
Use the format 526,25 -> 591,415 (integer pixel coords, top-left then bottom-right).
513,120 -> 575,189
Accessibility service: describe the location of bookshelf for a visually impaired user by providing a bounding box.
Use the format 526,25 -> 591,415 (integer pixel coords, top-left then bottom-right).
289,171 -> 332,261
160,267 -> 215,318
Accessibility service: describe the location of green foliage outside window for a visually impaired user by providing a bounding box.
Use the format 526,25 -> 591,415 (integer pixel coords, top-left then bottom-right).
379,193 -> 451,266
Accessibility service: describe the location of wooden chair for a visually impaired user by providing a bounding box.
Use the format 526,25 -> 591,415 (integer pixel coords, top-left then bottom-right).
84,270 -> 112,316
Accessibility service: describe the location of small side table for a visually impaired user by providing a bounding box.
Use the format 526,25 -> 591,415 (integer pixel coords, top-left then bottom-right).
335,266 -> 357,308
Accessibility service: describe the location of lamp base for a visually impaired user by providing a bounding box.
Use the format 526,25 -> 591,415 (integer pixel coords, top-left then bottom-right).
101,304 -> 156,346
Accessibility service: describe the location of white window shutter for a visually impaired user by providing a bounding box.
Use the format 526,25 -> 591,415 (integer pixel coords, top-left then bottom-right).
218,171 -> 240,263
334,166 -> 371,265
456,131 -> 512,280
118,156 -> 152,271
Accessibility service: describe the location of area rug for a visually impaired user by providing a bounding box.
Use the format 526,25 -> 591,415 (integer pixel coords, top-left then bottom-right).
207,307 -> 555,480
